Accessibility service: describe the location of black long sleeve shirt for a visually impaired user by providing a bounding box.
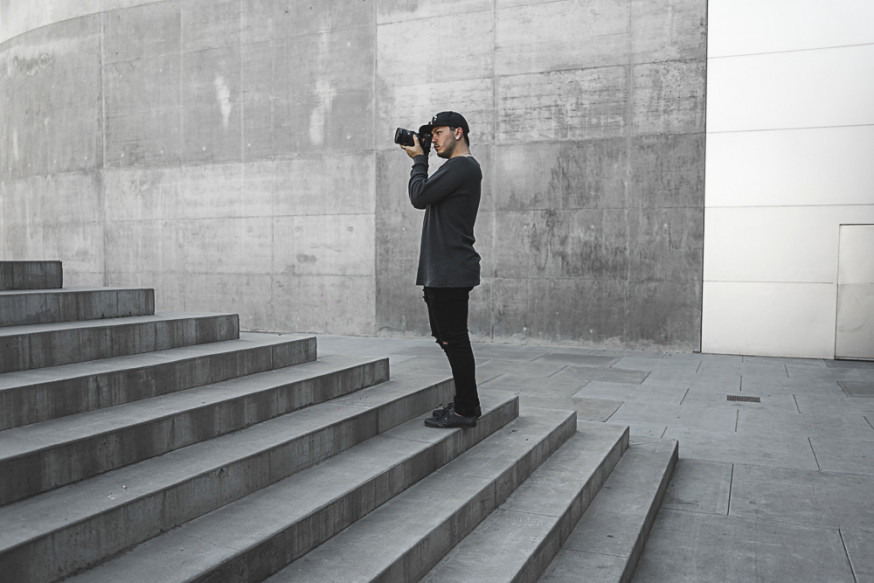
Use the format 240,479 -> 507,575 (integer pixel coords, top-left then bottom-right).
408,154 -> 482,288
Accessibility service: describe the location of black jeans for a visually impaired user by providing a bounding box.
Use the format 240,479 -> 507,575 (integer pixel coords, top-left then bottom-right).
423,287 -> 480,417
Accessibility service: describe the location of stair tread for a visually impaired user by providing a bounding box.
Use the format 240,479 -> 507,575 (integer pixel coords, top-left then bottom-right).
267,407 -> 577,583
420,421 -> 629,583
0,286 -> 150,296
60,394 -> 520,583
0,311 -> 234,336
539,438 -> 678,583
0,353 -> 384,460
0,369 -> 452,552
0,332 -> 312,391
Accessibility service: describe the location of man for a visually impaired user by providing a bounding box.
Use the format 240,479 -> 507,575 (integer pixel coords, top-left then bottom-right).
399,111 -> 483,429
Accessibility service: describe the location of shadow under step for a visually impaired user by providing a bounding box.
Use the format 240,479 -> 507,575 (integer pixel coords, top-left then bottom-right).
421,420 -> 630,583
0,261 -> 62,291
0,312 -> 240,373
0,354 -> 390,505
269,406 -> 579,583
0,332 -> 317,430
0,287 -> 155,327
0,370 -> 461,583
539,438 -> 679,583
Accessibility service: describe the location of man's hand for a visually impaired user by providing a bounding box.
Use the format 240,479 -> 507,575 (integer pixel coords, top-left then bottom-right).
401,133 -> 425,159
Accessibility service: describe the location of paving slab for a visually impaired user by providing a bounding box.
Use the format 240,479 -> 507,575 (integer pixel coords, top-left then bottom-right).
661,426 -> 819,470
661,458 -> 731,515
476,358 -> 570,379
740,375 -> 843,395
554,366 -> 650,384
572,381 -> 640,401
682,388 -> 800,413
572,397 -> 623,422
737,407 -> 874,442
809,436 -> 874,475
625,380 -> 690,405
607,400 -> 738,432
843,528 -> 874,583
730,464 -> 874,528
632,509 -> 856,583
794,393 -> 874,416
840,380 -> 874,397
532,352 -> 620,366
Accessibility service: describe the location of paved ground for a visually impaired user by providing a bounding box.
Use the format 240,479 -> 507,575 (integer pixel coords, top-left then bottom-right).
315,334 -> 874,583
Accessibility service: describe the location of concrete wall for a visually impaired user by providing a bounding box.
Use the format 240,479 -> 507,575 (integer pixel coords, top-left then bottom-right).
0,0 -> 707,350
702,0 -> 874,359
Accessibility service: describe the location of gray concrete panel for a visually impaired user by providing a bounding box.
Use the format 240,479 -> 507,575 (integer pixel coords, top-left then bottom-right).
625,280 -> 703,349
492,208 -> 630,279
632,60 -> 707,135
631,0 -> 708,63
495,0 -> 630,76
2,16 -> 103,178
631,133 -> 706,208
497,66 -> 629,143
493,140 -> 629,212
104,2 -> 181,64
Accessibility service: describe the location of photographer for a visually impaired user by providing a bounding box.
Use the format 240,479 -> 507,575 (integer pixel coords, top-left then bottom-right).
398,111 -> 483,428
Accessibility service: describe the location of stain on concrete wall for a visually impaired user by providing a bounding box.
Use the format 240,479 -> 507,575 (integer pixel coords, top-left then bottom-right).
0,0 -> 706,350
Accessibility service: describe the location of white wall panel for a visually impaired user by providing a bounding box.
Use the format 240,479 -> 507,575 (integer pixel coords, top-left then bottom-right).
702,281 -> 837,358
708,0 -> 874,57
704,206 -> 874,284
707,45 -> 874,132
838,225 -> 874,284
706,126 -> 874,208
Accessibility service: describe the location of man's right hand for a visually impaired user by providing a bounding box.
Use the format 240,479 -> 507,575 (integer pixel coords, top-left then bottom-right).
401,133 -> 425,159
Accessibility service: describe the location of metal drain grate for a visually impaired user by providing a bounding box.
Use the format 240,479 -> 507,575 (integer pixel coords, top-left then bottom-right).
727,394 -> 761,403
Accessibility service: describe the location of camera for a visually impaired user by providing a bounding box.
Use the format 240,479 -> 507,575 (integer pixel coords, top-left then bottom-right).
394,127 -> 431,153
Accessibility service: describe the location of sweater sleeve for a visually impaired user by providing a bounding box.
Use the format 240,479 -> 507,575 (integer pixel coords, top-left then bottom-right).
408,156 -> 469,209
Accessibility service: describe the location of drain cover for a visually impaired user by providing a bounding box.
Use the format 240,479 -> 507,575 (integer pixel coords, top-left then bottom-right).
727,394 -> 761,403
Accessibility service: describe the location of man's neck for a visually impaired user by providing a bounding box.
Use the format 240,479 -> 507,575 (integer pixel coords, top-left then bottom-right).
450,146 -> 471,159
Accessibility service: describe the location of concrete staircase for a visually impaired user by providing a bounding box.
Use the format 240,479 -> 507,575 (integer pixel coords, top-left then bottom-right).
0,261 -> 677,583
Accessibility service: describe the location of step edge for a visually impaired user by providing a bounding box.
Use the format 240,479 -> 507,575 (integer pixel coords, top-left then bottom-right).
271,407 -> 578,583
0,356 -> 391,505
421,423 -> 630,583
0,335 -> 318,430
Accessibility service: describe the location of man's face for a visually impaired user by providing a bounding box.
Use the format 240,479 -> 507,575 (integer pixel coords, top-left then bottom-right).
430,126 -> 458,159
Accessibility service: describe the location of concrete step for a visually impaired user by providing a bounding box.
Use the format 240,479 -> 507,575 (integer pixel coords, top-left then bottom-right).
0,311 -> 240,373
538,438 -> 679,583
0,332 -> 317,431
268,406 -> 579,583
0,287 -> 155,327
0,370 -> 467,583
0,353 -> 390,505
60,394 -> 521,583
0,261 -> 62,291
420,421 -> 630,583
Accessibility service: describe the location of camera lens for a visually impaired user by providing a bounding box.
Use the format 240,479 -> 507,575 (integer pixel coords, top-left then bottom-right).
394,128 -> 415,147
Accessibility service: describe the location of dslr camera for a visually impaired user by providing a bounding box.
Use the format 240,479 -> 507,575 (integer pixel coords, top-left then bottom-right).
394,127 -> 431,154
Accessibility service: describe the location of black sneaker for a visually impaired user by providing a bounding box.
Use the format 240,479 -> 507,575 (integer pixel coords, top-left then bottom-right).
432,402 -> 482,419
424,411 -> 477,429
